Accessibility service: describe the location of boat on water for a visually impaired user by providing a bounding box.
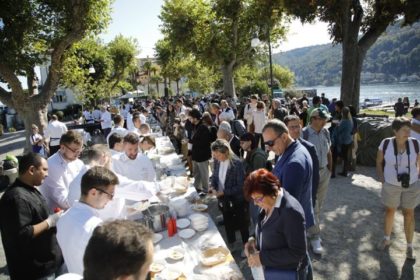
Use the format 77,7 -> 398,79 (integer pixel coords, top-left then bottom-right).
360,98 -> 383,109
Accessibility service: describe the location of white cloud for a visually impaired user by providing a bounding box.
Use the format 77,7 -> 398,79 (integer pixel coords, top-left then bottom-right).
276,20 -> 332,52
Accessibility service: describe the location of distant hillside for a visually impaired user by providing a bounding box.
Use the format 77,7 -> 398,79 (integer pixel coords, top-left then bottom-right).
274,21 -> 420,86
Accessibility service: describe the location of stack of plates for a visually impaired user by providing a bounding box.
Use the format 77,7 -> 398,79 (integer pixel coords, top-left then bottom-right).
189,213 -> 209,232
171,198 -> 189,217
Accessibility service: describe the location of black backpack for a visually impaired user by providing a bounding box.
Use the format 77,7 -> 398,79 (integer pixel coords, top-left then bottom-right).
230,120 -> 246,138
382,137 -> 419,170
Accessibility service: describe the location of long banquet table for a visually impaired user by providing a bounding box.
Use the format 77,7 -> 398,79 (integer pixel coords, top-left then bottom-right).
132,135 -> 244,280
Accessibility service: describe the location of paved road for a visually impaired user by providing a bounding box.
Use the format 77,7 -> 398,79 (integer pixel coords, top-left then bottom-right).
0,131 -> 26,279
0,131 -> 419,279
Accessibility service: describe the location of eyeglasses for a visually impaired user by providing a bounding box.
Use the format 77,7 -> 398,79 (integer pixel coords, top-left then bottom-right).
94,188 -> 114,200
251,195 -> 264,203
263,134 -> 283,147
64,144 -> 82,154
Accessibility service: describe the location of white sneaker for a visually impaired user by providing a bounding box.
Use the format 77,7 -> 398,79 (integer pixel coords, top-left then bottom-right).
310,238 -> 324,255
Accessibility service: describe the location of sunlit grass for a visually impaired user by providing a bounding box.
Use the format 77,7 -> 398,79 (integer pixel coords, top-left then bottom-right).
359,109 -> 394,117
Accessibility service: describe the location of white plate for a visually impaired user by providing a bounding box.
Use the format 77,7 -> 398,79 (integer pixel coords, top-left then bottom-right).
178,228 -> 196,239
150,261 -> 165,273
153,233 -> 163,244
167,248 -> 185,260
177,218 -> 190,229
155,268 -> 182,280
191,204 -> 208,212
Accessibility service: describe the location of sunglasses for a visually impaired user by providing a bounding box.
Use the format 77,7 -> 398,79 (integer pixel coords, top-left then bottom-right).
263,134 -> 283,147
94,188 -> 114,200
251,195 -> 264,203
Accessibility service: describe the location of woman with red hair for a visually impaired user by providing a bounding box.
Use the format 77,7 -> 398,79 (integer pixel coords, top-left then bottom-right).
244,168 -> 310,280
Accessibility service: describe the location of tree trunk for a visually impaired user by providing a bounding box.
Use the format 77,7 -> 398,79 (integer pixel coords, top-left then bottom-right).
176,80 -> 180,95
18,102 -> 49,152
339,0 -> 389,113
221,61 -> 236,98
340,43 -> 366,111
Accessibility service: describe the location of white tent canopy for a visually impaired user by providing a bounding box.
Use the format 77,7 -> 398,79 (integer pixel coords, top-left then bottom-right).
118,90 -> 145,99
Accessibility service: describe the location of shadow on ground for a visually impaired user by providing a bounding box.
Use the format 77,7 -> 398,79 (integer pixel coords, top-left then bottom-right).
208,165 -> 419,280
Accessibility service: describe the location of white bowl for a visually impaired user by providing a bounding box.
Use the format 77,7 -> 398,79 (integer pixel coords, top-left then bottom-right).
189,213 -> 208,222
193,224 -> 208,232
191,204 -> 208,212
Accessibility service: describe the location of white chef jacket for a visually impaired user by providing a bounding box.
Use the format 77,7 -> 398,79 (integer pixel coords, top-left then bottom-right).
45,120 -> 68,146
40,152 -> 84,211
67,165 -> 156,220
100,111 -> 112,129
126,112 -> 134,131
106,126 -> 128,144
56,201 -> 102,275
112,152 -> 156,182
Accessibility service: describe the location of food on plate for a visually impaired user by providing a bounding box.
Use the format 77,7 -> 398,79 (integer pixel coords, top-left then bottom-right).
168,249 -> 184,260
192,204 -> 208,212
156,268 -> 182,280
200,247 -> 230,266
149,262 -> 165,273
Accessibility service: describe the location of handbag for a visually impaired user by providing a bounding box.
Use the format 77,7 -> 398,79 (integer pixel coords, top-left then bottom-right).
249,117 -> 255,134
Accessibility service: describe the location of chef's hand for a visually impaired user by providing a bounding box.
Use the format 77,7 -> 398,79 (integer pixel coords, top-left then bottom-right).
247,252 -> 262,267
244,238 -> 256,257
46,210 -> 64,228
215,191 -> 224,198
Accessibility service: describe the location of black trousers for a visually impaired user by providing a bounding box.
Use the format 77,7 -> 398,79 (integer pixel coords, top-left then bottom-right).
218,196 -> 249,244
340,143 -> 352,175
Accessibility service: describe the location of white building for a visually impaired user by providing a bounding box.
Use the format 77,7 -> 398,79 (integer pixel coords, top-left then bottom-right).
38,62 -> 79,111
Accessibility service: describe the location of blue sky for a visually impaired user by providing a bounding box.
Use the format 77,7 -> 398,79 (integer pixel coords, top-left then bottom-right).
101,0 -> 332,57
0,1 -> 331,92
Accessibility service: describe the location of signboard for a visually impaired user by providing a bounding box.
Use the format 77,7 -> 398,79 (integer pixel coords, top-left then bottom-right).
272,89 -> 283,98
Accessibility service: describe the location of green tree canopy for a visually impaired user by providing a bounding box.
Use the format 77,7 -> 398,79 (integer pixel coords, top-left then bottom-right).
61,35 -> 138,106
159,0 -> 287,97
0,0 -> 112,149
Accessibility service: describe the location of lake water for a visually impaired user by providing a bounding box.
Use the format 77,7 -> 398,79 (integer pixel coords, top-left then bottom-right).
297,83 -> 420,105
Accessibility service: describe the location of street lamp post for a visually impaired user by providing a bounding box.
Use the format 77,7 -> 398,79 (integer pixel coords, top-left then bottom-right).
251,29 -> 274,97
267,31 -> 274,97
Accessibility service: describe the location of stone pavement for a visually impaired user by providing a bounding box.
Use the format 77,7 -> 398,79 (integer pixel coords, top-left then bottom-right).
0,131 -> 418,279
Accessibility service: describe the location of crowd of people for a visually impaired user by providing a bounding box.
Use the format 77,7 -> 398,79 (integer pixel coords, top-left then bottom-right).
0,92 -> 419,280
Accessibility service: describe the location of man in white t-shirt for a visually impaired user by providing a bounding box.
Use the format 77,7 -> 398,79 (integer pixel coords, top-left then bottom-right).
112,133 -> 156,182
100,106 -> 112,138
57,166 -> 118,275
45,114 -> 68,155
